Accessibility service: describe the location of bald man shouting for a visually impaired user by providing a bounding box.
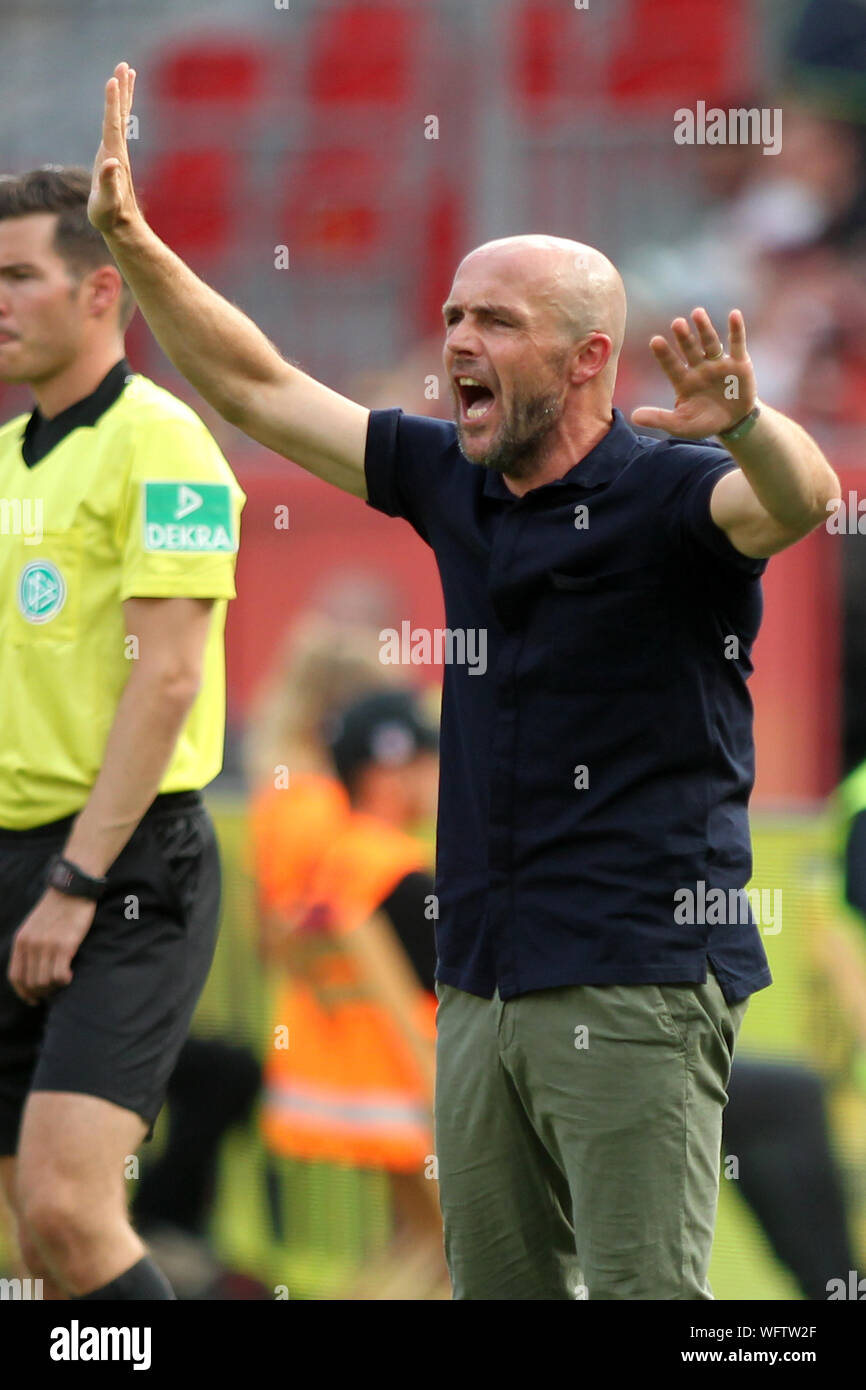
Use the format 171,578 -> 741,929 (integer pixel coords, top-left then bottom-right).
89,65 -> 839,1300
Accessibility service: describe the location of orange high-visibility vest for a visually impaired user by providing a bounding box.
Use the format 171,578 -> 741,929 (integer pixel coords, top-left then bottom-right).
252,778 -> 436,1171
247,773 -> 350,914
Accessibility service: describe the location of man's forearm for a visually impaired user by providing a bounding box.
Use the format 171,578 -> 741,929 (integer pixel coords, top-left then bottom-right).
91,66 -> 369,494
104,215 -> 288,423
721,402 -> 840,532
62,667 -> 200,879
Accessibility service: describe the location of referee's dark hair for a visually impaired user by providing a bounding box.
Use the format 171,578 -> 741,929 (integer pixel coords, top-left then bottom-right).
0,165 -> 136,328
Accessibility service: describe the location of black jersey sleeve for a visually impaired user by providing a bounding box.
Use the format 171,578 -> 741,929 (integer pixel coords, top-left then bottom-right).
377,869 -> 437,993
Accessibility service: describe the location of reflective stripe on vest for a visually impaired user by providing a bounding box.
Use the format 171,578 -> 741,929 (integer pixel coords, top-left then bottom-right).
263,1077 -> 429,1140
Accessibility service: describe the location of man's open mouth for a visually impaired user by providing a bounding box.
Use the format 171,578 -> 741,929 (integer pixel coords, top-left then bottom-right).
456,376 -> 496,422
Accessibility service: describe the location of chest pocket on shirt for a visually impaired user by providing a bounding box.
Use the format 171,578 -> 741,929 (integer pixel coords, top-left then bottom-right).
546,564 -> 677,692
10,528 -> 83,646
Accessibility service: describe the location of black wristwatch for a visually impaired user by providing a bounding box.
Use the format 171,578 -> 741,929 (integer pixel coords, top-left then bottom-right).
46,854 -> 108,902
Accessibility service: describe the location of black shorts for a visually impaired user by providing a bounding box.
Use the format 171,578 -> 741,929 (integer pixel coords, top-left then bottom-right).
0,791 -> 221,1155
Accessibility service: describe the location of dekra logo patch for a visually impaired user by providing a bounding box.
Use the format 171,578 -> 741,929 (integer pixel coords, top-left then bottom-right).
143,481 -> 235,552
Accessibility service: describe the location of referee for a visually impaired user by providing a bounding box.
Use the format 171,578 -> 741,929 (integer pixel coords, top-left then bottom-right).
0,165 -> 244,1299
91,64 -> 840,1299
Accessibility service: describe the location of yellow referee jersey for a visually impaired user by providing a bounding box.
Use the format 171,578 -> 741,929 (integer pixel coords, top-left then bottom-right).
0,362 -> 246,829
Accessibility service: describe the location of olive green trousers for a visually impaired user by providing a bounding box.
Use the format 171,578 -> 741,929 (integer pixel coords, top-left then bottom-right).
433,969 -> 748,1299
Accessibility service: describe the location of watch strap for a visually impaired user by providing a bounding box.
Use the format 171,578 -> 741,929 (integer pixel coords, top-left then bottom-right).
46,854 -> 108,902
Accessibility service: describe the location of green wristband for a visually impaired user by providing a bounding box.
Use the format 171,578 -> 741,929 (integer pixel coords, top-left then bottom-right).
718,400 -> 761,443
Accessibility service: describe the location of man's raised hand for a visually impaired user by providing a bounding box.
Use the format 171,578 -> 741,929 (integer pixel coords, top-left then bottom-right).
631,308 -> 758,440
88,61 -> 139,237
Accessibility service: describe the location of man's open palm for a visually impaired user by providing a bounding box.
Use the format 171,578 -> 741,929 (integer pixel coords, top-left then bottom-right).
88,61 -> 138,235
631,308 -> 757,440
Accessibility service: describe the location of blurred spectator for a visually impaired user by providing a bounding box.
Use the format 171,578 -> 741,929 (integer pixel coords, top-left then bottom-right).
247,620 -> 447,1299
622,103 -> 866,430
722,756 -> 866,1302
723,1057 -> 858,1300
131,1037 -> 265,1300
244,605 -> 399,791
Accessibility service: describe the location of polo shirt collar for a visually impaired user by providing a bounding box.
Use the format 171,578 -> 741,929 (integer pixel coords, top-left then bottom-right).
481,407 -> 636,500
21,357 -> 133,466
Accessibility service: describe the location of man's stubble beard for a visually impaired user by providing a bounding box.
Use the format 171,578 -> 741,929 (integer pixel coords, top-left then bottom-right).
455,367 -> 569,481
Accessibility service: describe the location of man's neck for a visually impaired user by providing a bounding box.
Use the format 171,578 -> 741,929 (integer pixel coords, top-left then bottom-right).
502,407 -> 614,498
32,345 -> 126,420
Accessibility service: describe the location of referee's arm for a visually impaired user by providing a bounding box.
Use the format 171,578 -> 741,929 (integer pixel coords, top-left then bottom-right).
63,596 -> 214,876
8,596 -> 213,1005
88,63 -> 369,501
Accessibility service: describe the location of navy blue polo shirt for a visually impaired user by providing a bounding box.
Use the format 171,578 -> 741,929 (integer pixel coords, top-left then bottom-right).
364,407 -> 773,1005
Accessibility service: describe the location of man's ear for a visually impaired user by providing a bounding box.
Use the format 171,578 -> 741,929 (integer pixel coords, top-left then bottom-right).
82,263 -> 125,321
569,332 -> 613,386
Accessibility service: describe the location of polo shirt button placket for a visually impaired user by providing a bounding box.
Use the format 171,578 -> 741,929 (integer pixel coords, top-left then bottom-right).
486,501 -> 531,998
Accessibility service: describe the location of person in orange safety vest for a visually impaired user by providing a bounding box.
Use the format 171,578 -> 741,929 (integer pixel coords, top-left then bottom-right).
252,687 -> 447,1298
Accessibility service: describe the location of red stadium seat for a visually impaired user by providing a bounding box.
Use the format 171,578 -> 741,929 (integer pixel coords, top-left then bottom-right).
415,175 -> 465,337
515,4 -> 566,105
514,0 -> 750,110
279,147 -> 395,267
153,37 -> 270,107
607,0 -> 750,106
140,149 -> 240,259
513,3 -> 605,109
308,4 -> 418,107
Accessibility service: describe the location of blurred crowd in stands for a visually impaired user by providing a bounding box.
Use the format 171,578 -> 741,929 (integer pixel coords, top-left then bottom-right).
351,1 -> 866,456
356,92 -> 866,445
